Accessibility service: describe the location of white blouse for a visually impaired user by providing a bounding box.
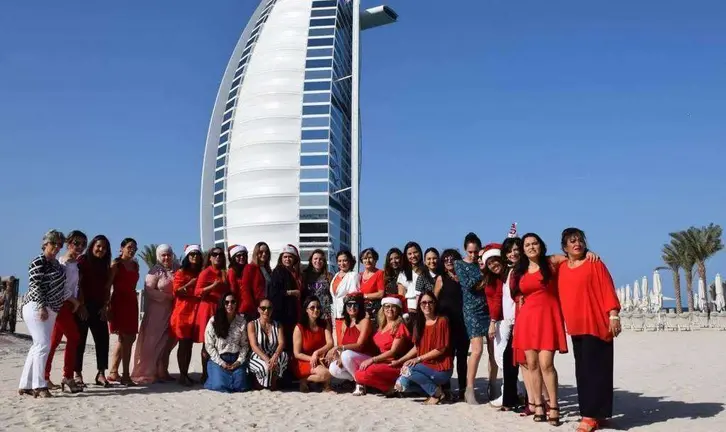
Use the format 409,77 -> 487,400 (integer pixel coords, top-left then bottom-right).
204,315 -> 249,366
397,271 -> 420,310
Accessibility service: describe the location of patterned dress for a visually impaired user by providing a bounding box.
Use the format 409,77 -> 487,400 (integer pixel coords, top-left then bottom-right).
248,319 -> 289,388
305,276 -> 332,321
455,260 -> 490,339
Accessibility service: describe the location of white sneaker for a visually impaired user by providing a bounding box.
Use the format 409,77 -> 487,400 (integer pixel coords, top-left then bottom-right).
489,394 -> 503,408
352,384 -> 366,396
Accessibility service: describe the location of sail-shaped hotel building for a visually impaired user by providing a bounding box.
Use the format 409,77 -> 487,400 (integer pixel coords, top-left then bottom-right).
199,0 -> 397,265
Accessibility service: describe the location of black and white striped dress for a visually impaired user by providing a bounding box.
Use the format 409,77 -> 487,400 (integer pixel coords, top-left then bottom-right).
248,319 -> 289,388
23,254 -> 66,312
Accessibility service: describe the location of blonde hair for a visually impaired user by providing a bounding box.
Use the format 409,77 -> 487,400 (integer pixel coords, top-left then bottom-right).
41,229 -> 65,250
377,305 -> 403,335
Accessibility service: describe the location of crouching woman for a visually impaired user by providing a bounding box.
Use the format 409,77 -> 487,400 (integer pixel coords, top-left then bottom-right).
204,292 -> 250,392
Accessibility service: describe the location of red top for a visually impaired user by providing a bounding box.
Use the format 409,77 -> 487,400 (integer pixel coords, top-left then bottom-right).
512,269 -> 568,354
195,266 -> 227,304
169,268 -> 200,340
77,255 -> 110,305
417,316 -> 453,371
341,321 -> 378,356
484,279 -> 504,321
297,323 -> 327,355
558,260 -> 621,342
332,273 -> 344,295
240,263 -> 266,316
360,269 -> 384,295
372,323 -> 411,361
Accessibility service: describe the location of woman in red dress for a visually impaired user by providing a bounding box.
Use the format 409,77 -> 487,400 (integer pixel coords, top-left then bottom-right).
107,238 -> 140,386
239,242 -> 272,319
194,246 -> 228,383
292,296 -> 333,392
354,295 -> 412,394
511,233 -> 568,426
558,228 -> 621,432
169,244 -> 203,386
359,248 -> 384,320
226,244 -> 248,313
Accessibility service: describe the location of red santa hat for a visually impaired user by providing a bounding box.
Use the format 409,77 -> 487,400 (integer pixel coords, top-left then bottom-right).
183,244 -> 201,259
381,294 -> 408,314
281,244 -> 299,257
481,243 -> 502,264
227,244 -> 248,258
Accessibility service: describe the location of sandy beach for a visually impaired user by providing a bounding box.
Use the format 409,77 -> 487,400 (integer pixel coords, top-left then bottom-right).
1,325 -> 724,432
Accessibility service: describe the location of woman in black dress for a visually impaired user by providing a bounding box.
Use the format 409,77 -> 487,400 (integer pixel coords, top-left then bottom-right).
433,248 -> 468,401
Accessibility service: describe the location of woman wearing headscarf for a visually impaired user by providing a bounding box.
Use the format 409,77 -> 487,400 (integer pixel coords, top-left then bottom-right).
18,230 -> 67,398
131,244 -> 177,384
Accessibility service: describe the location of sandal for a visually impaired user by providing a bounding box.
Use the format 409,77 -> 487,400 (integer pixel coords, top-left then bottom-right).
61,377 -> 83,394
18,389 -> 33,396
576,418 -> 599,432
120,375 -> 136,387
95,372 -> 110,388
45,379 -> 61,390
33,388 -> 53,398
519,402 -> 535,417
533,404 -> 546,423
107,371 -> 121,382
547,405 -> 562,427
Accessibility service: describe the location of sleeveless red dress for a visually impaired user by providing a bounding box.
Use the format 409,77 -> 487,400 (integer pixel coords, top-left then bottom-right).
193,267 -> 228,343
341,322 -> 378,356
108,261 -> 140,335
292,323 -> 327,378
169,269 -> 201,340
512,269 -> 568,354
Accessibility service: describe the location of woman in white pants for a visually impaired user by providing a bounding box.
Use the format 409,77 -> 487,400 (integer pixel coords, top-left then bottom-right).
19,230 -> 68,398
326,293 -> 376,395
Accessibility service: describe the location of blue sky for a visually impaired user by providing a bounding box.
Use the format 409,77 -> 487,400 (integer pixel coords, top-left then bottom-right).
1,0 -> 724,304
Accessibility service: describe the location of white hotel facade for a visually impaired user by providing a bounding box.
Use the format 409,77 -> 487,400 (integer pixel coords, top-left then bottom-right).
199,0 -> 397,265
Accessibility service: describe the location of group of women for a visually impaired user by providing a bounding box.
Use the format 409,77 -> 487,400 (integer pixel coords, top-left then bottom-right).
18,225 -> 621,432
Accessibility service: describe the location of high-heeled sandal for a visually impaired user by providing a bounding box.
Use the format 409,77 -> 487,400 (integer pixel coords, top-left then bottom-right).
547,406 -> 561,426
532,404 -> 547,422
95,372 -> 110,388
518,402 -> 535,417
45,379 -> 61,390
120,376 -> 136,387
61,377 -> 83,393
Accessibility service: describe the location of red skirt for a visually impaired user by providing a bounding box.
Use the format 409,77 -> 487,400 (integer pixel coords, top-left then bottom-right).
170,297 -> 199,340
108,290 -> 138,335
193,299 -> 216,343
512,296 -> 568,354
292,359 -> 313,379
354,363 -> 401,392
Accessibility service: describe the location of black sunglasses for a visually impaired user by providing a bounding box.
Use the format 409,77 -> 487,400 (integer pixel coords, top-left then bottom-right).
259,306 -> 272,311
345,302 -> 359,308
210,251 -> 222,257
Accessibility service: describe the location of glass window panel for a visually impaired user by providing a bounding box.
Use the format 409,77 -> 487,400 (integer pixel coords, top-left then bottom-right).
303,92 -> 331,103
300,195 -> 328,206
309,18 -> 336,27
214,217 -> 225,229
302,142 -> 329,153
221,121 -> 231,133
215,168 -> 225,180
300,236 -> 329,243
312,0 -> 337,8
304,81 -> 331,91
214,181 -> 224,192
300,208 -> 328,220
228,89 -> 237,100
223,111 -> 233,122
242,47 -> 252,57
216,144 -> 227,157
303,105 -> 330,115
306,48 -> 333,58
219,133 -> 229,144
306,59 -> 332,69
214,204 -> 224,216
305,70 -> 332,80
308,27 -> 335,37
301,129 -> 329,140
300,182 -> 329,193
301,155 -> 328,166
214,230 -> 225,241
311,8 -> 336,17
214,192 -> 225,204
225,100 -> 235,110
234,68 -> 243,79
231,77 -> 241,88
308,38 -> 334,47
300,223 -> 328,234
216,157 -> 225,169
302,117 -> 329,128
300,168 -> 329,180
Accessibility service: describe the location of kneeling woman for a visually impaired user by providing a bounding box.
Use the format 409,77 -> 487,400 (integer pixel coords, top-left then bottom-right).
354,295 -> 412,394
393,291 -> 453,404
292,296 -> 334,392
327,293 -> 377,395
204,292 -> 250,393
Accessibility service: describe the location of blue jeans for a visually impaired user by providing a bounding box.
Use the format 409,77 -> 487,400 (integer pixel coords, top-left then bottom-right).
397,363 -> 453,396
205,353 -> 250,393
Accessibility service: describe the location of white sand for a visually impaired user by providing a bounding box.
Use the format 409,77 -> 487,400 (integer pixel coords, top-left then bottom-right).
1,326 -> 725,432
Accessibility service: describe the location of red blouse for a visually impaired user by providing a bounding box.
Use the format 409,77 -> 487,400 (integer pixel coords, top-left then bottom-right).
485,279 -> 504,321
195,266 -> 227,304
239,263 -> 266,316
360,270 -> 384,295
558,260 -> 621,342
341,321 -> 378,356
372,324 -> 411,361
417,316 -> 453,371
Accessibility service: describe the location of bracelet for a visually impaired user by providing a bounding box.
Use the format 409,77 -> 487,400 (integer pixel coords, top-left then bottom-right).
609,316 -> 620,321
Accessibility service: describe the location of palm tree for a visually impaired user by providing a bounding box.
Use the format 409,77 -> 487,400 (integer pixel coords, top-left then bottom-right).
661,244 -> 683,313
138,244 -> 158,270
671,224 -> 724,310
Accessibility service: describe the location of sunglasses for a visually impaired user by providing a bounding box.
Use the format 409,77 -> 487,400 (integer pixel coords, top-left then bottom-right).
259,306 -> 272,311
420,300 -> 435,306
382,304 -> 398,310
225,300 -> 237,305
210,251 -> 222,257
345,302 -> 359,308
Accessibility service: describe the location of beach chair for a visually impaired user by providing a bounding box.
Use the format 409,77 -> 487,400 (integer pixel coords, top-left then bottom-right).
665,312 -> 678,331
715,312 -> 726,331
619,312 -> 631,331
644,313 -> 658,331
630,313 -> 644,331
677,312 -> 692,331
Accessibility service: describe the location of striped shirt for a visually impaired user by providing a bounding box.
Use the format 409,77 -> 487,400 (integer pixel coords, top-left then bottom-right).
24,254 -> 66,312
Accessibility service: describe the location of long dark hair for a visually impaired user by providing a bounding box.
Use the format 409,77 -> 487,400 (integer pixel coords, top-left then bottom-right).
413,290 -> 439,345
512,233 -> 553,296
481,255 -> 504,286
300,295 -> 327,330
205,247 -> 227,270
383,247 -> 403,280
303,248 -> 330,286
180,251 -> 204,274
342,294 -> 366,326
212,292 -> 237,339
501,237 -> 523,267
84,235 -> 111,268
402,241 -> 424,282
436,248 -> 462,276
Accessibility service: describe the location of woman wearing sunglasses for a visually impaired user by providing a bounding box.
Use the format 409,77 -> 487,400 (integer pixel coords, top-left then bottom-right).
326,292 -> 377,395
392,291 -> 452,405
247,298 -> 289,390
203,292 -> 250,392
292,296 -> 333,392
194,247 -> 228,383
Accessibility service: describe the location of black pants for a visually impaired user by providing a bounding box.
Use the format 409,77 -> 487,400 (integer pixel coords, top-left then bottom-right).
572,335 -> 614,419
502,329 -> 520,408
75,302 -> 110,372
443,318 -> 469,392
